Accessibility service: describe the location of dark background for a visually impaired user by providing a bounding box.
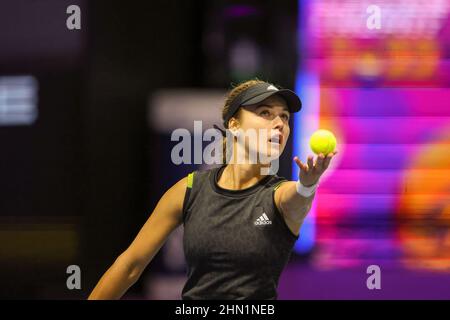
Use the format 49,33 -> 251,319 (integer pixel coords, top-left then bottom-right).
0,0 -> 298,299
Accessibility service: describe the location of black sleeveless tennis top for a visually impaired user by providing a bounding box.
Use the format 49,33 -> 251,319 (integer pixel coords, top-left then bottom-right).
181,164 -> 299,300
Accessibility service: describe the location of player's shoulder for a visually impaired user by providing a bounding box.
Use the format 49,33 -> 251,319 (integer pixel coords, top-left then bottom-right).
180,165 -> 218,189
266,173 -> 289,189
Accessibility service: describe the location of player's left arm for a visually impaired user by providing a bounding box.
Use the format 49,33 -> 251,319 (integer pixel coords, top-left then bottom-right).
274,151 -> 338,228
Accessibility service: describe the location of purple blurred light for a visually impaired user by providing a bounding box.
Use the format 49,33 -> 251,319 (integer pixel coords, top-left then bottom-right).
224,5 -> 260,18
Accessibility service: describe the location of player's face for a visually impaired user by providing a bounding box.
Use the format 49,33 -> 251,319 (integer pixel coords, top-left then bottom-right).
237,95 -> 291,159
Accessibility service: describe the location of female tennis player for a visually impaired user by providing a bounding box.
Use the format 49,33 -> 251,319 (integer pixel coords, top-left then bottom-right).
88,79 -> 337,300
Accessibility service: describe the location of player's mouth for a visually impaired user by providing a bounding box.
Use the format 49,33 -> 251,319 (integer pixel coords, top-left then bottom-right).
268,133 -> 283,146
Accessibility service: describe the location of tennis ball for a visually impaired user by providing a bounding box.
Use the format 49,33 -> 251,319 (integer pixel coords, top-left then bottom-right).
309,129 -> 337,155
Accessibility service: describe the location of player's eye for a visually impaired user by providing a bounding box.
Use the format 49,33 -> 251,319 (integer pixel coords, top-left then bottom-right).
281,113 -> 290,121
260,110 -> 271,117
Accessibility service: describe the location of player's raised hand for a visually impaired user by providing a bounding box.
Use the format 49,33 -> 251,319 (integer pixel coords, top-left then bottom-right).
293,151 -> 338,187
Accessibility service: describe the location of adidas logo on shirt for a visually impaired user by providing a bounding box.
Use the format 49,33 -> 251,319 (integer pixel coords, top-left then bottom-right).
254,212 -> 272,226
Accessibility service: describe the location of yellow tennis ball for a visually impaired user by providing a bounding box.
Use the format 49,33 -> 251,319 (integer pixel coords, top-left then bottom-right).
309,129 -> 337,155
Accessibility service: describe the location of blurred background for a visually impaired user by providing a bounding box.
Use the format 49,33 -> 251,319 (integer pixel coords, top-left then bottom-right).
0,0 -> 449,299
